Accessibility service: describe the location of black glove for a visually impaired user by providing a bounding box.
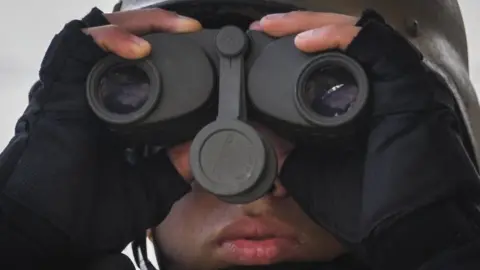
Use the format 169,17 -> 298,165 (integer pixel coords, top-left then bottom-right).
0,7 -> 190,264
280,10 -> 480,270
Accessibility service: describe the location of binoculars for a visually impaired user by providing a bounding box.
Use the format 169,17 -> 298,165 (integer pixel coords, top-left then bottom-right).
86,26 -> 369,203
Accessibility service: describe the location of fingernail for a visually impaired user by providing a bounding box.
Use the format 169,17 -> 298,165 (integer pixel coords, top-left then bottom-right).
296,29 -> 321,40
249,21 -> 263,30
130,35 -> 149,48
175,15 -> 202,32
176,14 -> 195,20
262,13 -> 286,20
129,36 -> 151,56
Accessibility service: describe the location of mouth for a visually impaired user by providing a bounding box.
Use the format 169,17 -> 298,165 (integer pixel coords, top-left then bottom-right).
215,217 -> 300,265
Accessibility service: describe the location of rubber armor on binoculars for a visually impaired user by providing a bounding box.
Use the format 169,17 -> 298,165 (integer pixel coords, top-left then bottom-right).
86,26 -> 369,204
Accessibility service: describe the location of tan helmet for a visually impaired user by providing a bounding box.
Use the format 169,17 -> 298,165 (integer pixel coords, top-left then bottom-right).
115,0 -> 480,168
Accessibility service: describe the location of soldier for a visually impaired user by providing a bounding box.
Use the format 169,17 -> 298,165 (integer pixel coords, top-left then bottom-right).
1,0 -> 480,269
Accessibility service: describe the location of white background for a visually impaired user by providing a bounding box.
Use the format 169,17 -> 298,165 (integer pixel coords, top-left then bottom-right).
0,0 -> 479,268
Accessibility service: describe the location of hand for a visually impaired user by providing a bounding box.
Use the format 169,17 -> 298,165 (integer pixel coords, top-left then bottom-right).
249,11 -> 359,52
255,10 -> 480,270
75,7 -> 204,249
84,8 -> 201,59
1,7 -> 201,263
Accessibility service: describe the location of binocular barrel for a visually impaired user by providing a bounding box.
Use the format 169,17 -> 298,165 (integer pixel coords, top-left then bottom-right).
86,26 -> 369,203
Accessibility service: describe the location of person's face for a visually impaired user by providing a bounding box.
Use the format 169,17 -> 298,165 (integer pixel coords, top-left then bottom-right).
155,124 -> 345,270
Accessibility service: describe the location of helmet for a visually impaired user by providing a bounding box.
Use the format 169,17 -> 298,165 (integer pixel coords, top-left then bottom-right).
114,0 -> 480,168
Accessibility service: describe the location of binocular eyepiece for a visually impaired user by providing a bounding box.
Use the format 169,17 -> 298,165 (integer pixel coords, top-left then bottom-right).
86,26 -> 369,204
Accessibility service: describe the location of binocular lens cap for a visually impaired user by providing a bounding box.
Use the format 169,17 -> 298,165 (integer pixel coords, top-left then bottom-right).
190,120 -> 277,204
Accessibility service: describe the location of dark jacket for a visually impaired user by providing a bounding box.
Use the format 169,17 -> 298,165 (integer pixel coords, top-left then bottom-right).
1,7 -> 480,270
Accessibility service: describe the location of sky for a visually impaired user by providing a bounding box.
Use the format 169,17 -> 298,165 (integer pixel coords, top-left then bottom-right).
0,0 -> 479,268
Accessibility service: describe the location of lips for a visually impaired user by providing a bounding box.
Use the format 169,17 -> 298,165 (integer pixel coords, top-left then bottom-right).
215,217 -> 301,265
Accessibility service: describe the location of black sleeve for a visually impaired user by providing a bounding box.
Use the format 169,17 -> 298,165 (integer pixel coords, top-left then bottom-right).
347,13 -> 480,270
0,8 -> 191,268
280,10 -> 480,270
420,238 -> 480,270
0,8 -> 113,267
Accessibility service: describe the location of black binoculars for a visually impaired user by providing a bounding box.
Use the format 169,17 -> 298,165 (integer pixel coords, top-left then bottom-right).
86,26 -> 369,203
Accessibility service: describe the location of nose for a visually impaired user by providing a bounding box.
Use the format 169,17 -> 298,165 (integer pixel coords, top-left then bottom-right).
239,180 -> 288,217
267,144 -> 289,198
269,179 -> 288,197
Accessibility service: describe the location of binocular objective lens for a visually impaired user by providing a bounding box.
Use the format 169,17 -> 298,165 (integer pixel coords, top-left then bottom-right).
98,64 -> 151,115
303,66 -> 358,117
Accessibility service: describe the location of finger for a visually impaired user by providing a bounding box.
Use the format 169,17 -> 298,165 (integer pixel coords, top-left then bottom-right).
104,8 -> 202,35
294,24 -> 361,52
249,20 -> 263,31
258,11 -> 357,37
85,25 -> 151,59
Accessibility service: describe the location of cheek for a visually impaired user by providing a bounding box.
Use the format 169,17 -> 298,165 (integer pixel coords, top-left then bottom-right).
167,141 -> 193,180
156,194 -> 206,266
155,190 -> 235,268
284,201 -> 346,261
255,126 -> 295,167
